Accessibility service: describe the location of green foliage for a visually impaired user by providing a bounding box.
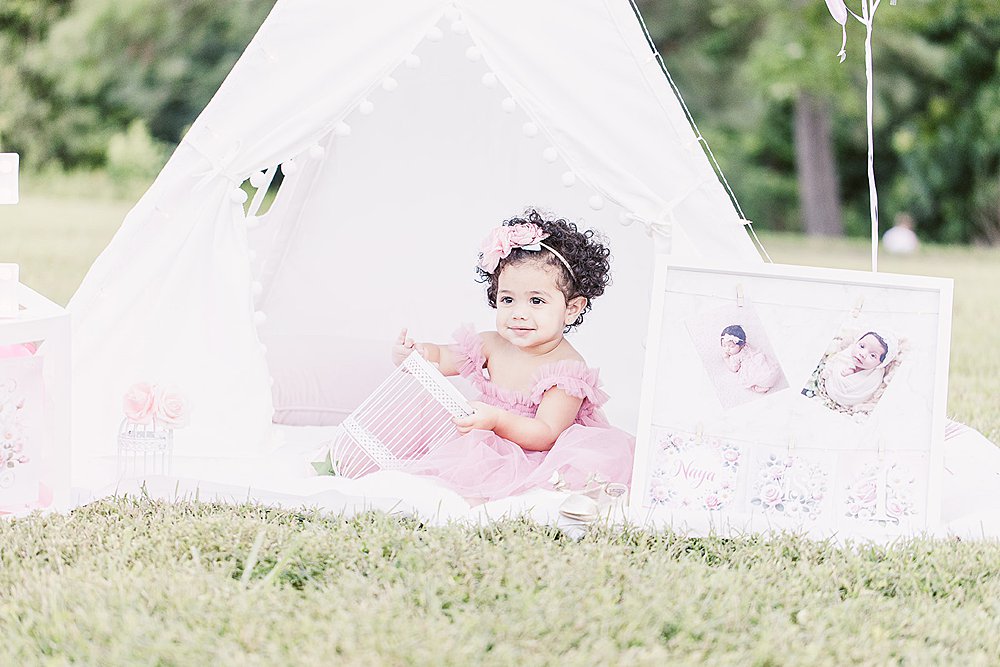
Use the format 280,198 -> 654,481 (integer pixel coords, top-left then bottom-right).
0,0 -> 274,169
639,0 -> 1000,243
105,119 -> 170,193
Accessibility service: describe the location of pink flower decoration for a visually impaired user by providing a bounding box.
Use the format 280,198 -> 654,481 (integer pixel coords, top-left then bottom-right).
123,382 -> 160,425
477,223 -> 549,273
156,389 -> 190,428
759,482 -> 784,507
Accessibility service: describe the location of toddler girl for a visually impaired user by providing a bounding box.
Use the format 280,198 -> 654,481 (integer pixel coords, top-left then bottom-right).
821,330 -> 897,411
719,324 -> 781,394
392,210 -> 634,503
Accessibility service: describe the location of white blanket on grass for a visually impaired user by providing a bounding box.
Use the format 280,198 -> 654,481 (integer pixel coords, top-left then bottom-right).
72,424 -> 1000,542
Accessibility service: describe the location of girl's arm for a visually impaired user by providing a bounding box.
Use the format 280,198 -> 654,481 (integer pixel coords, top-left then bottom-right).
453,388 -> 584,452
392,328 -> 462,376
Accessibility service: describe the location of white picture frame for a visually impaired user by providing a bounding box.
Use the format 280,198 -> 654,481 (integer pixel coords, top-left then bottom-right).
629,259 -> 953,541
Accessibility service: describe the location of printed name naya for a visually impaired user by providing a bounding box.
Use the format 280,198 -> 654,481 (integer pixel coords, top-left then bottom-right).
671,459 -> 716,488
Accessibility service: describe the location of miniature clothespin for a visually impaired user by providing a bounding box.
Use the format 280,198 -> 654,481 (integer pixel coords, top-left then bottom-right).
851,295 -> 865,318
786,437 -> 796,455
736,284 -> 745,308
695,423 -> 705,444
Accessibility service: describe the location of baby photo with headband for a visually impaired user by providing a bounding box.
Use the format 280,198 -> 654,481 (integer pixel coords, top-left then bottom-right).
684,302 -> 789,410
801,322 -> 907,421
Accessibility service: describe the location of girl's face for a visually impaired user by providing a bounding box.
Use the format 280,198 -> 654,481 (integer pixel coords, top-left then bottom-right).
851,333 -> 887,370
495,261 -> 585,353
720,334 -> 743,355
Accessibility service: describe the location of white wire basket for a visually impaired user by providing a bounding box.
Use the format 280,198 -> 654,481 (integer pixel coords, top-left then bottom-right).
326,350 -> 474,478
117,419 -> 174,477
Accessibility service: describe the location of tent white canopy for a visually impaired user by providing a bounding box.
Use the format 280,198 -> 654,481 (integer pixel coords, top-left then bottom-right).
68,0 -> 765,483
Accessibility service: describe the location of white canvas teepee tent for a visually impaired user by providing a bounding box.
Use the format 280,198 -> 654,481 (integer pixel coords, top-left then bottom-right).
68,0 -> 764,484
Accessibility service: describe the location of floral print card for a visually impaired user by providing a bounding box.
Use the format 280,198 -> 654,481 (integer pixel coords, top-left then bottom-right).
746,446 -> 835,531
644,428 -> 744,514
837,452 -> 927,535
0,356 -> 44,506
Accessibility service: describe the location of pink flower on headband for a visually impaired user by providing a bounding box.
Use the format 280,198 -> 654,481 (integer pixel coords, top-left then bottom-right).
478,223 -> 549,273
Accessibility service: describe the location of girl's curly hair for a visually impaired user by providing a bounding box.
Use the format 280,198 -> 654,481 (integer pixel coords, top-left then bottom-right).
477,209 -> 612,331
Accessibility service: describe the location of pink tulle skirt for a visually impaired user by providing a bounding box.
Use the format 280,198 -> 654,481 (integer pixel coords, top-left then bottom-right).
407,424 -> 635,504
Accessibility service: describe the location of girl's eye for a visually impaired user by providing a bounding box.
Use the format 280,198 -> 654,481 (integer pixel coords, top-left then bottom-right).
500,296 -> 513,304
530,297 -> 544,305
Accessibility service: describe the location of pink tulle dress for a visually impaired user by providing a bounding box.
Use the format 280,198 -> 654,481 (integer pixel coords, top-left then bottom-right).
407,328 -> 635,503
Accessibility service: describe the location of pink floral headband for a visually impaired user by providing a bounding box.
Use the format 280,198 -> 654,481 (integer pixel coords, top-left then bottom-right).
478,223 -> 575,278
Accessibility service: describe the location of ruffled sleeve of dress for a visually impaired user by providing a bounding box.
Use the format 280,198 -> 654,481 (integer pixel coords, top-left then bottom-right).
529,360 -> 610,426
452,326 -> 489,391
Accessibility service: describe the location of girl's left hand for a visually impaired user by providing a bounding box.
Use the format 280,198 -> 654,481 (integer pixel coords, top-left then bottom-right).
453,401 -> 502,434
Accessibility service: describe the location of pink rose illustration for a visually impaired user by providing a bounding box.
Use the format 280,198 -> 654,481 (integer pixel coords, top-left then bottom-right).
704,494 -> 722,510
123,382 -> 160,425
851,478 -> 878,505
723,448 -> 740,463
651,484 -> 671,502
759,483 -> 783,507
156,390 -> 190,428
886,498 -> 906,518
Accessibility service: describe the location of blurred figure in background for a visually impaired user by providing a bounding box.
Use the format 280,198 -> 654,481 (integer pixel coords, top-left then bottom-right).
883,212 -> 920,255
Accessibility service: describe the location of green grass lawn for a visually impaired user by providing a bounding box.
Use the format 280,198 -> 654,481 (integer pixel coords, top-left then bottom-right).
3,196 -> 1000,664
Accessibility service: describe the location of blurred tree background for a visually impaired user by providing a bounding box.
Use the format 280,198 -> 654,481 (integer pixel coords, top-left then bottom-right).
1,0 -> 998,242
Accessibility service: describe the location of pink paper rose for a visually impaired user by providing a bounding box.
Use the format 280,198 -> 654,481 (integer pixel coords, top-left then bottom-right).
723,448 -> 740,463
156,389 -> 190,428
123,382 -> 160,425
704,494 -> 722,510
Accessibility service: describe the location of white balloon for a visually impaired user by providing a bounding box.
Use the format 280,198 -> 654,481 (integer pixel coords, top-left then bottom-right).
588,195 -> 605,211
561,172 -> 576,188
522,122 -> 539,138
450,20 -> 468,35
382,77 -> 399,92
426,26 -> 444,42
249,171 -> 268,188
253,311 -> 267,326
359,99 -> 374,115
501,97 -> 516,113
465,46 -> 482,62
404,54 -> 421,69
230,188 -> 249,203
542,147 -> 559,163
481,72 -> 498,88
281,159 -> 298,175
308,144 -> 325,159
334,122 -> 352,137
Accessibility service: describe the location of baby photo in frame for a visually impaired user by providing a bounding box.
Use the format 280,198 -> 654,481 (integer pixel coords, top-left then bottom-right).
801,320 -> 907,421
630,259 -> 953,540
685,302 -> 789,409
